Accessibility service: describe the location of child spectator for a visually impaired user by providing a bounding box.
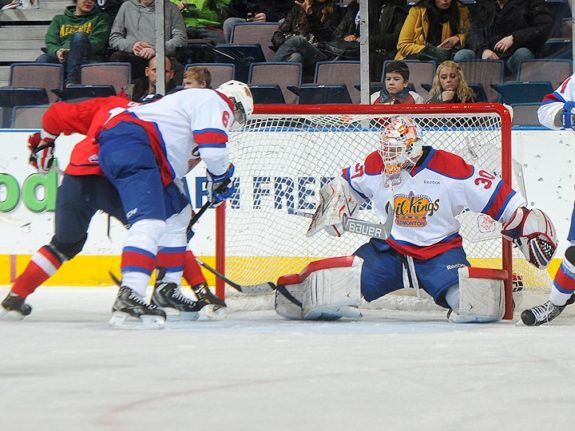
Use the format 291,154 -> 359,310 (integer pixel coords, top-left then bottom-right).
371,60 -> 424,104
427,60 -> 476,103
183,66 -> 212,88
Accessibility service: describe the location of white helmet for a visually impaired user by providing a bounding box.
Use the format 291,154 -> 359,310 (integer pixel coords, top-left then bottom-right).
217,80 -> 254,126
378,116 -> 423,176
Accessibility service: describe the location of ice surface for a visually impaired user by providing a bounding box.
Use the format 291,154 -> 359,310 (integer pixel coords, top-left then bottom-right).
1,287 -> 575,431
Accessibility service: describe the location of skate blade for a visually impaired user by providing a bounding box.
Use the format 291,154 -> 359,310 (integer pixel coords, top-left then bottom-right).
163,308 -> 200,322
108,312 -> 166,329
0,309 -> 27,321
199,304 -> 228,320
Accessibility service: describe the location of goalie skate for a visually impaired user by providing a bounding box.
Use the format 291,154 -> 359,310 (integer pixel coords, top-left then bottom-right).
109,286 -> 166,329
151,282 -> 201,321
1,292 -> 32,320
192,282 -> 227,319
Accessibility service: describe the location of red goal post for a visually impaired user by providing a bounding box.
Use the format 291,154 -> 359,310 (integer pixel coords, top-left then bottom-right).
214,103 -> 535,320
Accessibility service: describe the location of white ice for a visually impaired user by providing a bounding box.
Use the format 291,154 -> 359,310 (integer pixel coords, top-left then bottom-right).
1,287 -> 575,431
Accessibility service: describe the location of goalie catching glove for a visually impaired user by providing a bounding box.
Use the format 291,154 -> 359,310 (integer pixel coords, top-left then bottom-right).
206,163 -> 236,207
501,207 -> 558,269
307,177 -> 360,237
28,132 -> 55,174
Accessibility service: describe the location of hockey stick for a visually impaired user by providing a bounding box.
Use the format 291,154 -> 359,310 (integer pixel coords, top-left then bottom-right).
195,257 -> 276,294
0,213 -> 31,231
288,208 -> 393,240
186,178 -> 231,232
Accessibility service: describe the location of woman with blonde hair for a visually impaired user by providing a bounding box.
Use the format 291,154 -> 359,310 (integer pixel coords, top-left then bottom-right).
427,60 -> 476,103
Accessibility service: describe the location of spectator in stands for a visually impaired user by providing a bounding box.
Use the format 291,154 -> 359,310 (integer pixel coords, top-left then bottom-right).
395,0 -> 473,64
36,0 -> 111,86
426,60 -> 476,103
455,0 -> 553,75
132,56 -> 177,102
172,0 -> 228,44
222,1 -> 293,43
108,0 -> 187,80
183,66 -> 212,88
271,0 -> 341,79
371,60 -> 424,104
370,0 -> 409,81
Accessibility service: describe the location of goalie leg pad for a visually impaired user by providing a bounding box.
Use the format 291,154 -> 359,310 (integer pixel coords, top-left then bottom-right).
449,267 -> 505,323
275,256 -> 363,320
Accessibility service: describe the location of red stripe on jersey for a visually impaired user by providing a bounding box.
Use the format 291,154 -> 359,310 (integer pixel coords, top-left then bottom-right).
194,129 -> 228,145
121,249 -> 156,274
426,150 -> 474,179
554,266 -> 575,292
387,235 -> 463,259
484,182 -> 514,220
364,151 -> 383,175
102,112 -> 174,185
560,77 -> 571,94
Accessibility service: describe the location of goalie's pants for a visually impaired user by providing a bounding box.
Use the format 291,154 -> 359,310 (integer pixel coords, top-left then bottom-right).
98,121 -> 188,225
52,173 -> 127,259
355,238 -> 470,308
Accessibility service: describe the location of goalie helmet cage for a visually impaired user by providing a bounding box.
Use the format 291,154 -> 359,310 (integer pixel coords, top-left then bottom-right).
214,103 -> 551,320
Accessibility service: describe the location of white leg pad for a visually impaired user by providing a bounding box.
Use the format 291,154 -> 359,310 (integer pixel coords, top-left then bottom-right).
275,256 -> 363,320
450,267 -> 505,323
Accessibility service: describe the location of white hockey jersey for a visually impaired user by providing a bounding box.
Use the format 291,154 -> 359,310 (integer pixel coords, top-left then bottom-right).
105,88 -> 234,181
342,147 -> 526,259
538,73 -> 575,130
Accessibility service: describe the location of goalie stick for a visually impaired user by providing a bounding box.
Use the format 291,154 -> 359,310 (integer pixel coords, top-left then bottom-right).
195,258 -> 276,294
288,208 -> 393,240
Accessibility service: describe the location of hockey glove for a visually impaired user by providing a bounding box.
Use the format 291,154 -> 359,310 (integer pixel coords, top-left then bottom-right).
207,163 -> 236,207
501,207 -> 558,269
562,101 -> 575,130
28,132 -> 55,174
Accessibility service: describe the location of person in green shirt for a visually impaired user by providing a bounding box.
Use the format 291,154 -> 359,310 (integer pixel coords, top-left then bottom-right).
171,0 -> 229,44
36,0 -> 111,86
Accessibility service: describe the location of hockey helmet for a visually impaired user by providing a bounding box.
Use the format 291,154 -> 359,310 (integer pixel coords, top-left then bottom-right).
378,116 -> 423,176
217,80 -> 254,127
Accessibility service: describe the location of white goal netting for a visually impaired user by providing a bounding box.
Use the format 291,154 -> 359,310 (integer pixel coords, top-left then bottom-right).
219,105 -> 551,307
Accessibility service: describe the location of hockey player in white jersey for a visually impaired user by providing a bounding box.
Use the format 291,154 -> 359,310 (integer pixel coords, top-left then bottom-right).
275,116 -> 557,322
95,80 -> 253,328
519,75 -> 575,325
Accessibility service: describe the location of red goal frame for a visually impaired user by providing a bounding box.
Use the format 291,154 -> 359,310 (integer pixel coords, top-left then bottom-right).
215,103 -> 515,319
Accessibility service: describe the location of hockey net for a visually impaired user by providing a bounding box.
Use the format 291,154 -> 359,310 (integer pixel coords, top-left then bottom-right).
215,104 -> 552,319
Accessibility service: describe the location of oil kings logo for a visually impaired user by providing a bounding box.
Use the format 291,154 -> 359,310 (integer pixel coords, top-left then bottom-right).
394,192 -> 440,228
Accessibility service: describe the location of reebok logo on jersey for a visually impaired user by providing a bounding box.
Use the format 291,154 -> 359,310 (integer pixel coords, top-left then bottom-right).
126,208 -> 138,219
394,192 -> 440,227
424,180 -> 440,185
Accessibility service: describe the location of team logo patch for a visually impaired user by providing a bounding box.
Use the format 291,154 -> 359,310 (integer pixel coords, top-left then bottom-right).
394,192 -> 440,228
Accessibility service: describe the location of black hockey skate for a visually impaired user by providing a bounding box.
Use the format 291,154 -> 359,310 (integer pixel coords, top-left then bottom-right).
521,294 -> 575,326
1,292 -> 32,320
109,286 -> 166,329
192,282 -> 227,318
151,282 -> 201,321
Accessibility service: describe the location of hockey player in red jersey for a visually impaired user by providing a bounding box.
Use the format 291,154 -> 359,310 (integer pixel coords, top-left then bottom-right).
275,116 -> 558,322
0,95 -> 224,322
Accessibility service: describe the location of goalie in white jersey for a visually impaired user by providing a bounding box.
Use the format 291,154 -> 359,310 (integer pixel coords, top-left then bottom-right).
95,80 -> 253,328
275,116 -> 557,323
518,75 -> 575,325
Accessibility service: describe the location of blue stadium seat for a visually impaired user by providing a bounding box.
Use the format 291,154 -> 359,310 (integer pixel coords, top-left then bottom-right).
491,81 -> 554,104
213,44 -> 266,82
287,84 -> 352,104
249,84 -> 285,104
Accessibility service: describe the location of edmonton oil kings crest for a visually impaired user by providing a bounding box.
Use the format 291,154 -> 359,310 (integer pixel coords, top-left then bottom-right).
394,192 -> 440,228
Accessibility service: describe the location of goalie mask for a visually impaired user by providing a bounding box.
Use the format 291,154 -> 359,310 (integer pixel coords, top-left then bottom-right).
217,80 -> 254,127
378,116 -> 423,177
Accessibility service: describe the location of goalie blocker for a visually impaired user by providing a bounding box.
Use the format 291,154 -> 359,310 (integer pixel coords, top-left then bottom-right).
275,258 -> 508,323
